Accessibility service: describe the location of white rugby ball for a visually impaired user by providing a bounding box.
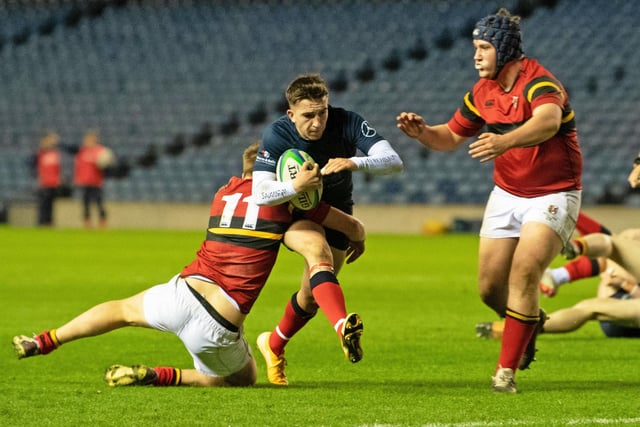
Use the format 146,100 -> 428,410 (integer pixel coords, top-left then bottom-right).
276,148 -> 323,210
96,147 -> 115,169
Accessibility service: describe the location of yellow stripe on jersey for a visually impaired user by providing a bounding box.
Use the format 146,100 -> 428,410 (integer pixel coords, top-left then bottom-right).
463,92 -> 481,118
526,81 -> 564,103
562,109 -> 575,123
207,227 -> 283,241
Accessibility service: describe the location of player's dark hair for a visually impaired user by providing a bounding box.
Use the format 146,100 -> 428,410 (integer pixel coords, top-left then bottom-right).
285,73 -> 329,106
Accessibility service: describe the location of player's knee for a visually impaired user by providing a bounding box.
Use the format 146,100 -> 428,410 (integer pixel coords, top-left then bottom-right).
478,288 -> 506,317
305,240 -> 332,261
224,360 -> 257,387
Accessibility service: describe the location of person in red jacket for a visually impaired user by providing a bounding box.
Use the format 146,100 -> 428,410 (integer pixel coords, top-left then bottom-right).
35,131 -> 62,226
73,130 -> 110,228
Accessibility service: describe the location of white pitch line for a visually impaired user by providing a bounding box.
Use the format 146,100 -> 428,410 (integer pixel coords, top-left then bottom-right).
415,417 -> 640,427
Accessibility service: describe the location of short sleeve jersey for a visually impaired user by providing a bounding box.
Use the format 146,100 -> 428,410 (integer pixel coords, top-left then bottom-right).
254,106 -> 385,212
447,58 -> 582,197
181,176 -> 330,314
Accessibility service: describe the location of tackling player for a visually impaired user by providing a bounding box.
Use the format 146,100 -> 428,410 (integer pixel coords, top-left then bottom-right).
12,142 -> 366,387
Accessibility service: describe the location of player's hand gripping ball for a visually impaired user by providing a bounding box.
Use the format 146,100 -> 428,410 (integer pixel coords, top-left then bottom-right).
276,149 -> 323,210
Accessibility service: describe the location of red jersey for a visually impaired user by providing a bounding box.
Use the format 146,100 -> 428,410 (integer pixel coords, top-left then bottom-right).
74,144 -> 106,186
37,149 -> 61,188
181,176 -> 330,314
448,58 -> 582,197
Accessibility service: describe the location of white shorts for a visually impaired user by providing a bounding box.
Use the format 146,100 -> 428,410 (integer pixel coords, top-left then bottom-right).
480,186 -> 581,245
143,275 -> 252,377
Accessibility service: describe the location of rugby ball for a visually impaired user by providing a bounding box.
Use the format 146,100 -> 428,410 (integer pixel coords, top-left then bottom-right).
96,147 -> 115,169
276,149 -> 323,210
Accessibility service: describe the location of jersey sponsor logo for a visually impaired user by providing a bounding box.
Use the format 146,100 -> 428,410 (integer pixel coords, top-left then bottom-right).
260,188 -> 290,200
256,152 -> 277,167
260,149 -> 271,159
361,121 -> 377,138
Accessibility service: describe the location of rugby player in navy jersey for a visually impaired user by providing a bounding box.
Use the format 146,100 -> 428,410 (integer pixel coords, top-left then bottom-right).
253,73 -> 403,385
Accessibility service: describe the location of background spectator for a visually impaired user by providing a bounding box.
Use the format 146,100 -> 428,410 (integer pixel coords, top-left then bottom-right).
73,129 -> 112,228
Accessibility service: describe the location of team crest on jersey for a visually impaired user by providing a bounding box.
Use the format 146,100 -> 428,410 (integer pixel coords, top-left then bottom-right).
256,149 -> 276,166
361,121 -> 377,137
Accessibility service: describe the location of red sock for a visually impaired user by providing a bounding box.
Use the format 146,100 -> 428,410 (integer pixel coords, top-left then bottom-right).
310,271 -> 347,334
497,309 -> 538,372
576,212 -> 611,236
153,367 -> 181,386
564,256 -> 600,281
36,330 -> 60,355
269,293 -> 315,356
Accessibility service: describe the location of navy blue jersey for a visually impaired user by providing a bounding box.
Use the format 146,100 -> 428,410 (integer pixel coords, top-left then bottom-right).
255,106 -> 385,212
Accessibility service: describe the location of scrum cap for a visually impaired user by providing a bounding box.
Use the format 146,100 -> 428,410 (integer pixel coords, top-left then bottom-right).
473,8 -> 523,77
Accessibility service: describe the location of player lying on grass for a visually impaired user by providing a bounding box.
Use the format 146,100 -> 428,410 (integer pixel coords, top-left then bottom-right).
538,212 -> 613,297
565,230 -> 640,283
479,227 -> 640,339
477,264 -> 640,339
540,257 -> 637,298
540,228 -> 640,297
12,142 -> 365,387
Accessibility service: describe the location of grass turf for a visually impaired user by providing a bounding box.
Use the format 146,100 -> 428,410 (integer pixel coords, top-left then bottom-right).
2,227 -> 639,427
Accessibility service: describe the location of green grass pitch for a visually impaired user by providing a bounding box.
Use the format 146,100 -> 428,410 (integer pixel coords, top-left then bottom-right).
2,227 -> 639,426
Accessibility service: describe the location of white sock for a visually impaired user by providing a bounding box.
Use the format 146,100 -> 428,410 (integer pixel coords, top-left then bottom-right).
551,267 -> 570,285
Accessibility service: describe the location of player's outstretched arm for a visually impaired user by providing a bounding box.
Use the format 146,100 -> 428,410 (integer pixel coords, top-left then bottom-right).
396,112 -> 466,151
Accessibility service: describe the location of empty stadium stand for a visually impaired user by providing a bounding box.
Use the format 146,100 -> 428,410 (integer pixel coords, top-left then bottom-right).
0,0 -> 638,207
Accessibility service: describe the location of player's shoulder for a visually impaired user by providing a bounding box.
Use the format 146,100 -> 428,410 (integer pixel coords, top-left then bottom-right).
264,114 -> 290,133
468,78 -> 494,105
263,115 -> 297,142
521,57 -> 547,72
327,105 -> 367,133
521,58 -> 566,98
329,105 -> 362,121
217,176 -> 248,194
520,58 -> 559,83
